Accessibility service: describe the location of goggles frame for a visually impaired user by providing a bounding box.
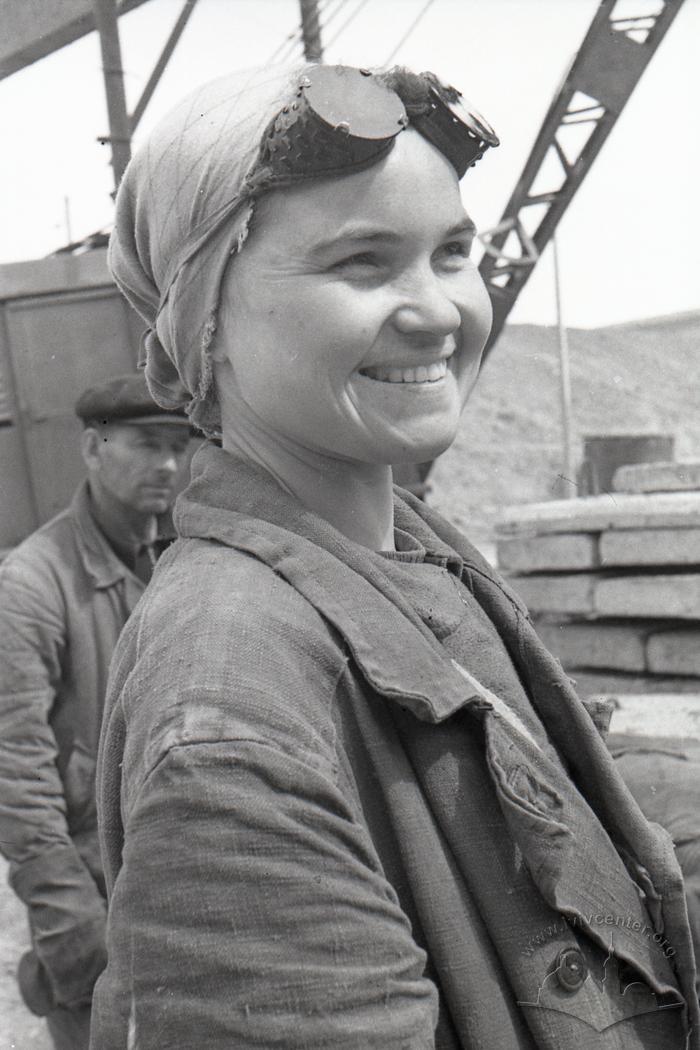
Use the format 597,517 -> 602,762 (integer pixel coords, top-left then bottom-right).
251,64 -> 498,192
410,83 -> 499,178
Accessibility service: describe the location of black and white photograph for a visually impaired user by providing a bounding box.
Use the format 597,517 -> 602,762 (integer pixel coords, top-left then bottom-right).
1,1 -> 699,1047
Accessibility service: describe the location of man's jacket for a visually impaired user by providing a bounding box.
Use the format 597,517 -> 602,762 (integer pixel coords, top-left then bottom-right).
93,444 -> 699,1049
0,482 -> 145,1012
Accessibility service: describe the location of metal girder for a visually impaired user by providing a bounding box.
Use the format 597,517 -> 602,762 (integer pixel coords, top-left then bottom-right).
300,0 -> 323,62
93,0 -> 132,190
131,0 -> 198,132
478,0 -> 685,355
0,0 -> 149,80
2,0 -> 195,194
92,0 -> 199,193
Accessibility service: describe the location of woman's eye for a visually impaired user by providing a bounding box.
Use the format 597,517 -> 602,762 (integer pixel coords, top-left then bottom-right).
330,252 -> 381,271
438,240 -> 472,263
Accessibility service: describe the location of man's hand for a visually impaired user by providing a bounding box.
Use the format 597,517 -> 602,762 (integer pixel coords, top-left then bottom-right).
11,844 -> 107,1009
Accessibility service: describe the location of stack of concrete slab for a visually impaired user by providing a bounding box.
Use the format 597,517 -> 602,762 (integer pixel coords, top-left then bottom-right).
497,461 -> 700,702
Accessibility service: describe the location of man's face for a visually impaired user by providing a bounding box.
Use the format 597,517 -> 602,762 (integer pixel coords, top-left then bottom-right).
86,422 -> 190,515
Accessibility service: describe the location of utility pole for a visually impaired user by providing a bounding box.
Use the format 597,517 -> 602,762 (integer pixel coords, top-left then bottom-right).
92,0 -> 132,192
63,196 -> 73,244
553,236 -> 575,496
299,0 -> 323,62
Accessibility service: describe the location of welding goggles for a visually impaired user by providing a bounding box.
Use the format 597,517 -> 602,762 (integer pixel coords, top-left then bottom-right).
250,64 -> 499,192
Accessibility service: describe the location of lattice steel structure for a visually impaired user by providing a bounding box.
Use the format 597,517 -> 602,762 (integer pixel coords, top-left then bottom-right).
478,0 -> 685,355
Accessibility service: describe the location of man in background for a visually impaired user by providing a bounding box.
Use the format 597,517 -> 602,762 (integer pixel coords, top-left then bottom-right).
0,372 -> 192,1049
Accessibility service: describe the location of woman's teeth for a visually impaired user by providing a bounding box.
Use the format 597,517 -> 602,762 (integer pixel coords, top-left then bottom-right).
361,360 -> 448,383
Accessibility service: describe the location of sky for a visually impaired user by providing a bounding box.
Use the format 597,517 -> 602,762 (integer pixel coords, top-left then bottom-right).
1,0 -> 699,327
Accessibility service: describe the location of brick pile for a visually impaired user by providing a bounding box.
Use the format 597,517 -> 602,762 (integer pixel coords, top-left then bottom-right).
497,461 -> 700,699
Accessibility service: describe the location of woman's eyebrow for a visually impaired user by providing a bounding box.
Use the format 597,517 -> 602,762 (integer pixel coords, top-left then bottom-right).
308,226 -> 402,255
309,217 -> 477,256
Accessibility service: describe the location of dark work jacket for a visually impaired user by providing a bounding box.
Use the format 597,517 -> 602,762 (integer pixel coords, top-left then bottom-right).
0,482 -> 145,1012
93,443 -> 699,1049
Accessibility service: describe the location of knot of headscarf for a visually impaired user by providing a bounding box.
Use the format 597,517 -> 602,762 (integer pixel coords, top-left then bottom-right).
109,65 -> 309,437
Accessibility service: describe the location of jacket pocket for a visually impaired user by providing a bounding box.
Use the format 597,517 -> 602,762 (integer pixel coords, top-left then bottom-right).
518,938 -> 685,1042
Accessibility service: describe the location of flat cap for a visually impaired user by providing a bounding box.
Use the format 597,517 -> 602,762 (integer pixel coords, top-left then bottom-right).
75,371 -> 190,426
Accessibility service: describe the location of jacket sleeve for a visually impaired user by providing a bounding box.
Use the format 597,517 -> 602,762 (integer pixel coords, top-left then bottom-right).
0,551 -> 106,1009
93,735 -> 438,1049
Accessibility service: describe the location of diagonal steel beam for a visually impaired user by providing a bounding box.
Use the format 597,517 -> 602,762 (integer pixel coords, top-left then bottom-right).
0,0 -> 149,80
478,0 -> 686,356
131,0 -> 199,132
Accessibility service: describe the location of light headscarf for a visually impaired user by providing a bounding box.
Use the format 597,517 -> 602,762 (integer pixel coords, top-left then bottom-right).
109,65 -> 309,437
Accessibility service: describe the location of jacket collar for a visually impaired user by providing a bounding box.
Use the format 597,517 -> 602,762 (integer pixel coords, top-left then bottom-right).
175,444 -> 487,724
69,481 -> 140,590
400,485 -> 699,1015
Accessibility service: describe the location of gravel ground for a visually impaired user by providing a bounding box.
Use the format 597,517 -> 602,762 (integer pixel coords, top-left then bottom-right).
0,859 -> 51,1050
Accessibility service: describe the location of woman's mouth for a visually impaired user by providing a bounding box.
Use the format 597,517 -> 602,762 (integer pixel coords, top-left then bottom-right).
359,359 -> 449,384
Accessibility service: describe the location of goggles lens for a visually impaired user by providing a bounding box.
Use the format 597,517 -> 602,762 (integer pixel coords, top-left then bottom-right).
253,65 -> 498,191
305,65 -> 407,140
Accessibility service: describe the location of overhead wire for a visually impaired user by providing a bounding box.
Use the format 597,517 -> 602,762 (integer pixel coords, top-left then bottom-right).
278,34 -> 306,64
265,25 -> 303,65
383,0 -> 437,65
324,0 -> 372,50
265,0 -> 342,66
266,0 -> 436,70
320,0 -> 352,32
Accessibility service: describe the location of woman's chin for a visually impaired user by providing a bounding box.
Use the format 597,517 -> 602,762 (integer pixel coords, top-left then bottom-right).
390,437 -> 456,466
361,420 -> 459,466
343,382 -> 462,466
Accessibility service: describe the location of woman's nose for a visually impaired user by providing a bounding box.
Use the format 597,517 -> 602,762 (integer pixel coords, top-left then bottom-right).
392,271 -> 461,338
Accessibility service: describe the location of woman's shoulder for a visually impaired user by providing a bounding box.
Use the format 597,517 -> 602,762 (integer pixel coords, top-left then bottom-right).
127,536 -> 349,689
145,535 -> 336,640
111,535 -> 349,792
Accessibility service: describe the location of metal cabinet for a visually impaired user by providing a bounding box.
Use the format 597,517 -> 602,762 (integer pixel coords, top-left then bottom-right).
0,249 -> 141,548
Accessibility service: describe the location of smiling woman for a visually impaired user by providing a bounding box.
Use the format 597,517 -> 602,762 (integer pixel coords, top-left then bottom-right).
94,62 -> 699,1050
212,128 -> 491,547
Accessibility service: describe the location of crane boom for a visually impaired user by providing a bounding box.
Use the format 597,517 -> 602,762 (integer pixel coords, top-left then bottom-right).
395,0 -> 686,495
478,0 -> 685,355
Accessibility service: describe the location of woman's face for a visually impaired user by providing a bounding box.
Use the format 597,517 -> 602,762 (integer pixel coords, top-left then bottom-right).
217,128 -> 492,465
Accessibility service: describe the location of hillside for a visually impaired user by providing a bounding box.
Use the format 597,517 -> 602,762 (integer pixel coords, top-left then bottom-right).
428,311 -> 700,546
